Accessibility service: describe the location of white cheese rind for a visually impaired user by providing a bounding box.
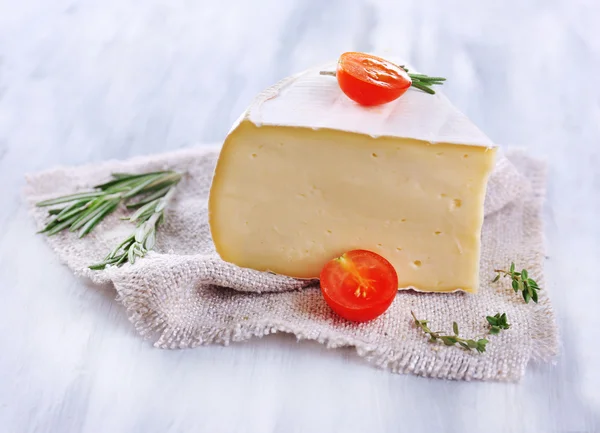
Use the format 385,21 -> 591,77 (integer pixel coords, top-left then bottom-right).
210,59 -> 499,293
239,61 -> 494,148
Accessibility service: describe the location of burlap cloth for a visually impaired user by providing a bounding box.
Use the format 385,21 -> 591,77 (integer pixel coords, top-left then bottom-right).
25,144 -> 558,381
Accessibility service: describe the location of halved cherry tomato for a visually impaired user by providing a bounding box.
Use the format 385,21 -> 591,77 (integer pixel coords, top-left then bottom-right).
320,250 -> 398,322
336,52 -> 411,106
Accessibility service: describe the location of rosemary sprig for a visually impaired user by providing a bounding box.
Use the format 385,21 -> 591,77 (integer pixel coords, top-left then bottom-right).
319,67 -> 446,94
492,263 -> 541,303
89,188 -> 176,270
486,313 -> 511,335
410,311 -> 489,353
37,170 -> 182,269
400,66 -> 446,95
37,171 -> 181,238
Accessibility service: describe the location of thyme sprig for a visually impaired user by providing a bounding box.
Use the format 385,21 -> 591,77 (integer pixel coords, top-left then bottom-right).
410,311 -> 489,353
486,313 -> 511,335
492,263 -> 541,303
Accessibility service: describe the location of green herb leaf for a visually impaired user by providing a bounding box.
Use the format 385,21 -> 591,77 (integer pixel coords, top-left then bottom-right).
494,263 -> 541,303
320,66 -> 446,95
36,191 -> 105,207
409,81 -> 435,94
441,336 -> 458,346
37,171 -> 182,269
531,289 -> 539,303
78,199 -> 119,238
476,339 -> 489,353
486,313 -> 511,333
411,312 -> 491,354
125,185 -> 171,208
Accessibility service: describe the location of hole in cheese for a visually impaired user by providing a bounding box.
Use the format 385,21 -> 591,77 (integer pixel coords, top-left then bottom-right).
372,153 -> 378,158
209,121 -> 497,292
434,231 -> 442,235
413,260 -> 422,267
452,199 -> 462,209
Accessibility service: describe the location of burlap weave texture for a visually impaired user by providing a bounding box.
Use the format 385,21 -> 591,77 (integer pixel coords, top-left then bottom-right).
25,145 -> 557,381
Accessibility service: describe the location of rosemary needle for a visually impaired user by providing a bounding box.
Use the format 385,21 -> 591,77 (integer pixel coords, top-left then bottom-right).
37,170 -> 182,269
319,67 -> 446,95
37,171 -> 182,238
89,188 -> 177,270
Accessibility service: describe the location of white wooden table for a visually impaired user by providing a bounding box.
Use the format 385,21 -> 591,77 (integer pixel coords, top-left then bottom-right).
1,1 -> 599,431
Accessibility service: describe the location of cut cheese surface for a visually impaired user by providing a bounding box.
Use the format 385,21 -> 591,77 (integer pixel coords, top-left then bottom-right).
209,62 -> 497,293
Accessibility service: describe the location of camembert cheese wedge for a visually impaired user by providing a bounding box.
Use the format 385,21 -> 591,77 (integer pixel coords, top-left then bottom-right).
209,62 -> 496,293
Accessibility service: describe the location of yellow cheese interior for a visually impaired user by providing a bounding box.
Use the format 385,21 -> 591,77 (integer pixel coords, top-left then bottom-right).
209,121 -> 496,292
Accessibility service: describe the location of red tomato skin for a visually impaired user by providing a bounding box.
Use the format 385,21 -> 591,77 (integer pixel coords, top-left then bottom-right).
336,52 -> 411,106
321,288 -> 395,323
320,250 -> 398,323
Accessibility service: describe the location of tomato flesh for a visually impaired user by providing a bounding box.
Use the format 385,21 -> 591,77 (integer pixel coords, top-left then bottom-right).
336,52 -> 411,106
320,250 -> 398,322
